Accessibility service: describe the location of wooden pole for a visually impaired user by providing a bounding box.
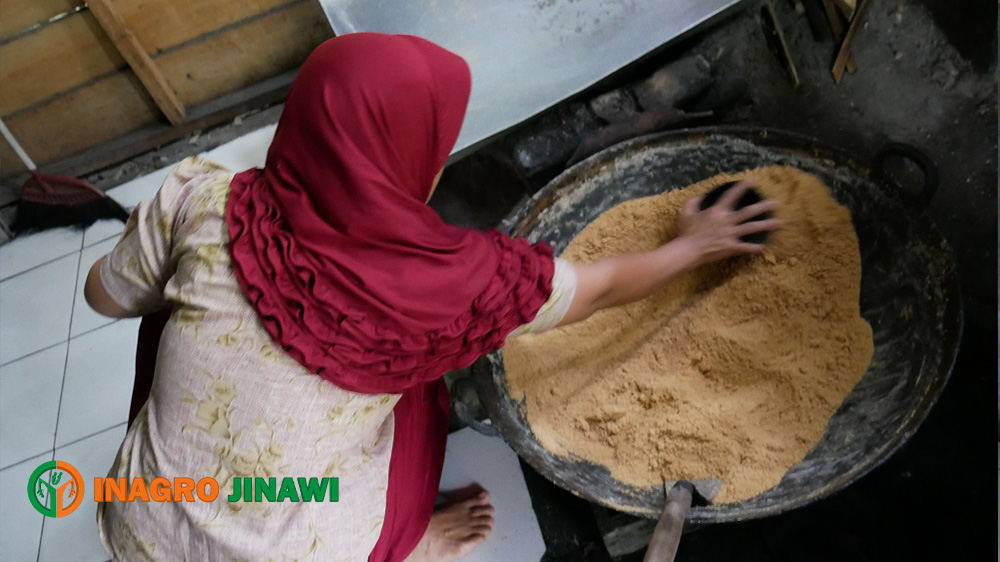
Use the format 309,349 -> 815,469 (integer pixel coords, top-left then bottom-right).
86,0 -> 186,125
832,0 -> 855,19
763,0 -> 801,88
820,0 -> 857,73
832,0 -> 871,83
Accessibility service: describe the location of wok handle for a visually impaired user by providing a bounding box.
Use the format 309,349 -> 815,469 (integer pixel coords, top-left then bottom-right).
451,376 -> 500,437
643,481 -> 694,562
871,143 -> 938,211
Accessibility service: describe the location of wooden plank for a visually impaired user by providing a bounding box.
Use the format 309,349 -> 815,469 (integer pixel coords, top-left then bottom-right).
88,0 -> 186,124
832,0 -> 871,83
116,0 -> 291,54
154,0 -> 330,107
0,73 -> 293,206
0,12 -> 126,115
820,0 -> 857,73
762,0 -> 800,88
0,71 -> 159,175
0,0 -> 302,119
832,0 -> 855,19
0,0 -> 80,40
0,1 -> 329,178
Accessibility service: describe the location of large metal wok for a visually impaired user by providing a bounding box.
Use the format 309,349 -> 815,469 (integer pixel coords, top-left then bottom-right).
469,127 -> 962,523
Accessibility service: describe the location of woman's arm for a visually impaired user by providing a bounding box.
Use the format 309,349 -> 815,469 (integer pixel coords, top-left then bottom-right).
560,181 -> 780,326
83,161 -> 203,320
84,257 -> 140,318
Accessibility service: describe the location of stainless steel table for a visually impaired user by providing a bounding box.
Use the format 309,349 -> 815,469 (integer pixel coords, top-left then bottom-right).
318,0 -> 741,156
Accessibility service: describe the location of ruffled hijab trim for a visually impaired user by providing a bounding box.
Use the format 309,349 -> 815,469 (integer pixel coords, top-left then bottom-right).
225,34 -> 554,393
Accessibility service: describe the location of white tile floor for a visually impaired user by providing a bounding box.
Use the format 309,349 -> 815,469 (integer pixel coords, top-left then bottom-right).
0,127 -> 275,562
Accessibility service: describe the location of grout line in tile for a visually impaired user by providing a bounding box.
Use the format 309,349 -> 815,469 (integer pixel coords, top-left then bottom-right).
68,318 -> 121,342
1,424 -> 125,478
83,232 -> 121,250
0,244 -> 83,283
0,448 -> 55,472
56,422 -> 127,452
34,449 -> 54,562
50,250 -> 84,455
36,515 -> 43,562
0,339 -> 70,369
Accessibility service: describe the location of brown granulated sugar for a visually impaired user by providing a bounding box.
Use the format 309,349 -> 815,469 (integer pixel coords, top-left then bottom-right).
504,166 -> 874,504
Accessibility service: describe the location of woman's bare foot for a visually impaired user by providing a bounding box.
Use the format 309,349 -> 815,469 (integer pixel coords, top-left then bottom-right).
404,487 -> 495,562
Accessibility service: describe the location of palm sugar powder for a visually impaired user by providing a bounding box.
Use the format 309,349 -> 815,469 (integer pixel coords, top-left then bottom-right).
504,166 -> 874,504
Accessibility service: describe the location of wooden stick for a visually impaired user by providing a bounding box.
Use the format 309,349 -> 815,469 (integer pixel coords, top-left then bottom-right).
820,0 -> 857,73
642,482 -> 693,562
832,0 -> 870,83
832,0 -> 855,20
763,0 -> 800,88
86,0 -> 186,125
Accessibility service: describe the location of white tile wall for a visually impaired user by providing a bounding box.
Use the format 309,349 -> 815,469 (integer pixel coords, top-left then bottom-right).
0,228 -> 82,280
56,319 -> 139,447
0,451 -> 52,561
0,344 -> 67,469
0,253 -> 79,365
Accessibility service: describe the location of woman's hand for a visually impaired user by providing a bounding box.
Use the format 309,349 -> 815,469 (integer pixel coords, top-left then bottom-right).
558,181 -> 781,327
675,180 -> 781,267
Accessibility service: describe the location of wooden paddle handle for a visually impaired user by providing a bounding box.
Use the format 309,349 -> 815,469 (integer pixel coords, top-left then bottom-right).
643,481 -> 694,562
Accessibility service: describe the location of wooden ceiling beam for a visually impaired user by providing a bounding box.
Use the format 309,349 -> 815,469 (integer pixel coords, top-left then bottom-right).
86,0 -> 186,125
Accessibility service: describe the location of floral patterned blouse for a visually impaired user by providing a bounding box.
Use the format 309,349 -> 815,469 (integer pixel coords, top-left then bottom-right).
96,157 -> 576,561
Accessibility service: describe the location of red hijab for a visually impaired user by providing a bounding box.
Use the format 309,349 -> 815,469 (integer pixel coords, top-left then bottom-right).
225,33 -> 554,394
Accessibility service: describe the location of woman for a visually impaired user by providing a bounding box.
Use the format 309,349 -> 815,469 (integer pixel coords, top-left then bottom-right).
85,33 -> 778,561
